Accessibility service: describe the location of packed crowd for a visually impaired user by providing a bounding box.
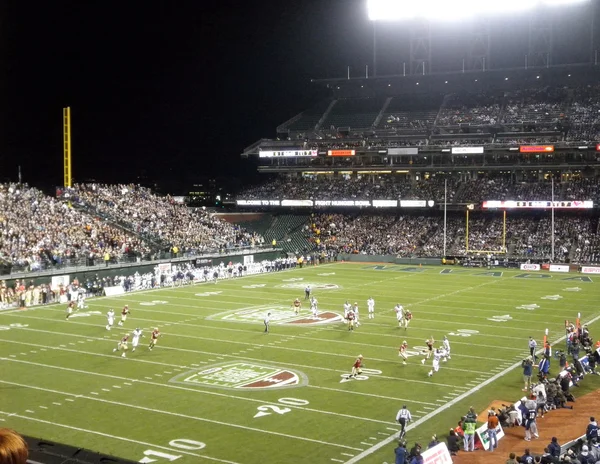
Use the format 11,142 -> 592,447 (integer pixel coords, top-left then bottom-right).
0,184 -> 151,272
64,184 -> 264,255
238,176 -> 600,204
436,94 -> 501,126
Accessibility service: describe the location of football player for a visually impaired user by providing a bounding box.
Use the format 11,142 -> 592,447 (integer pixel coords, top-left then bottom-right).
118,305 -> 130,326
106,309 -> 115,330
264,312 -> 271,333
353,302 -> 360,327
346,354 -> 363,379
148,327 -> 161,350
399,340 -> 408,365
292,298 -> 301,315
343,301 -> 351,324
65,301 -> 76,320
367,297 -> 375,319
428,348 -> 444,377
310,297 -> 319,319
113,334 -> 129,358
304,285 -> 311,300
394,304 -> 404,328
347,309 -> 356,331
442,336 -> 451,360
131,328 -> 143,352
403,309 -> 412,330
76,289 -> 87,309
421,337 -> 435,364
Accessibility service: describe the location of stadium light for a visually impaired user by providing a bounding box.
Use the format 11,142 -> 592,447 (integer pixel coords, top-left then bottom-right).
367,0 -> 590,21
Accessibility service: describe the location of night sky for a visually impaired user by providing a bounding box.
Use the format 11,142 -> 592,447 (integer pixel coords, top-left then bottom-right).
2,1 -> 597,193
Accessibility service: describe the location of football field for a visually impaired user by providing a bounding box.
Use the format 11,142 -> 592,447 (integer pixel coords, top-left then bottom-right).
1,263 -> 599,464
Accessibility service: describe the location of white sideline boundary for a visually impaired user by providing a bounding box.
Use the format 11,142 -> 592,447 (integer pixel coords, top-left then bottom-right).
344,312 -> 600,463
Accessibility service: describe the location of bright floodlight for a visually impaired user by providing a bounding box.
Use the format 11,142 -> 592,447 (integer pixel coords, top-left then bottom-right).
367,0 -> 590,21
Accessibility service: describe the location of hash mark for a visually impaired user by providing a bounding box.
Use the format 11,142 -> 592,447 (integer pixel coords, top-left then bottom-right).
25,410 -> 35,413
113,385 -> 121,389
90,392 -> 99,395
65,399 -> 75,402
39,406 -> 48,409
52,402 -> 62,406
101,389 -> 111,392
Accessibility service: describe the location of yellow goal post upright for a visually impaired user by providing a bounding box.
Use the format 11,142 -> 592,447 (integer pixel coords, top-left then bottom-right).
465,208 -> 507,255
63,107 -> 72,188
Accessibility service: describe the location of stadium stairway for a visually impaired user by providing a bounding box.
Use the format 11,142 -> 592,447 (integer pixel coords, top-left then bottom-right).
263,214 -> 312,254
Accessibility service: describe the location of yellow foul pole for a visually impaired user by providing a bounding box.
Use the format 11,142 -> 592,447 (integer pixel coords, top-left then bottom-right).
63,107 -> 72,187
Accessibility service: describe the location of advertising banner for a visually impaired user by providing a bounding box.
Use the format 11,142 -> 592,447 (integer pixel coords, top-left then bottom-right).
475,423 -> 505,451
520,264 -> 541,271
259,150 -> 317,158
281,200 -> 313,207
421,442 -> 453,464
451,147 -> 484,154
388,147 -> 419,155
314,200 -> 371,207
104,286 -> 125,297
483,200 -> 593,209
400,200 -> 435,208
157,263 -> 172,275
243,255 -> 254,265
51,275 -> 70,290
327,150 -> 356,157
581,266 -> 600,274
519,145 -> 554,153
549,264 -> 570,273
372,199 -> 398,208
236,200 -> 280,206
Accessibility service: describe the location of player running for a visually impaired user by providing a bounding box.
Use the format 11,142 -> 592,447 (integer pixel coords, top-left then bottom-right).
131,328 -> 143,352
428,348 -> 445,377
442,336 -> 451,360
65,301 -> 76,320
353,302 -> 360,327
394,304 -> 404,328
113,334 -> 129,358
347,309 -> 356,331
367,297 -> 375,319
345,355 -> 364,379
148,328 -> 161,350
421,337 -> 435,364
292,298 -> 302,315
106,309 -> 115,330
76,289 -> 87,309
402,309 -> 412,330
343,301 -> 351,324
118,305 -> 130,326
398,340 -> 409,365
310,297 -> 319,319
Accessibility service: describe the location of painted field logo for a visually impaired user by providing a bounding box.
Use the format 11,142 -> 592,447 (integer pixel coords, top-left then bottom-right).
279,282 -> 339,290
170,362 -> 307,390
488,315 -> 513,322
541,295 -> 563,300
208,305 -> 343,325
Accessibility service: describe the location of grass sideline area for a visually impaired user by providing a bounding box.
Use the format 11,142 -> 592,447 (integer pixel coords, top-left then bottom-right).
1,263 -> 599,464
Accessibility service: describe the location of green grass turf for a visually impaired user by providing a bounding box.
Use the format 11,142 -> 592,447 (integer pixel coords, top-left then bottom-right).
1,263 -> 599,464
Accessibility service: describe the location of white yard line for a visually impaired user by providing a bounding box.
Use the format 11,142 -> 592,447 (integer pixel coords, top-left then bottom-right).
0,381 -> 362,451
0,410 -> 239,464
0,359 -> 394,426
344,311 -> 600,463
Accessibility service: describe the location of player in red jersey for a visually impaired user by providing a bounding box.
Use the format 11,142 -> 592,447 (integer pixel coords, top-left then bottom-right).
65,301 -> 76,320
292,298 -> 302,315
347,310 -> 356,331
346,355 -> 363,379
421,337 -> 435,364
148,327 -> 161,350
118,305 -> 130,326
399,340 -> 409,365
113,334 -> 129,358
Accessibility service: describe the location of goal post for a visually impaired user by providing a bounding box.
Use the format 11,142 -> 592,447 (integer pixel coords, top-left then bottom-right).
465,209 -> 507,254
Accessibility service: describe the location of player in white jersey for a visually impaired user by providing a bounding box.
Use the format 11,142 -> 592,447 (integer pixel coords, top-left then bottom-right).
131,328 -> 143,351
428,348 -> 445,377
310,297 -> 318,319
394,304 -> 404,328
352,303 -> 360,327
442,336 -> 451,361
343,301 -> 351,324
106,309 -> 115,330
76,289 -> 87,309
367,297 -> 375,319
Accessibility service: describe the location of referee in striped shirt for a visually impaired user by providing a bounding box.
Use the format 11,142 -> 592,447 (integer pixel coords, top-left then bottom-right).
396,405 -> 412,438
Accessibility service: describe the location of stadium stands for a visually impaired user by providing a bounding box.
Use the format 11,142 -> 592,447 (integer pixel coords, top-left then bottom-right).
322,97 -> 387,130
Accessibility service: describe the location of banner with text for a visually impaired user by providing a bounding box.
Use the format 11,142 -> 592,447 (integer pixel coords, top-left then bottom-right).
519,145 -> 554,153
259,149 -> 317,158
451,146 -> 484,154
315,200 -> 371,207
520,263 -> 541,271
388,147 -> 419,155
581,266 -> 600,274
421,442 -> 453,464
237,200 -> 280,206
483,200 -> 593,209
327,149 -> 356,157
549,264 -> 570,273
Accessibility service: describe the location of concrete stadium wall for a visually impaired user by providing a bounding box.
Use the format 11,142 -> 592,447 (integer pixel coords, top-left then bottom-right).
338,254 -> 441,266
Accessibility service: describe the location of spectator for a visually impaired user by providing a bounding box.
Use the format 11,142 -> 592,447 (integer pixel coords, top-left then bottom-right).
587,417 -> 598,442
579,444 -> 592,464
394,440 -> 407,464
427,435 -> 439,449
547,437 -> 561,458
487,410 -> 499,451
0,428 -> 28,464
463,407 -> 477,452
521,448 -> 535,464
446,429 -> 460,456
506,452 -> 518,464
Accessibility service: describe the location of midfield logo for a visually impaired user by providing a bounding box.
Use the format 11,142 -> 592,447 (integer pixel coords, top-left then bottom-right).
278,282 -> 340,290
208,305 -> 344,325
170,362 -> 307,390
